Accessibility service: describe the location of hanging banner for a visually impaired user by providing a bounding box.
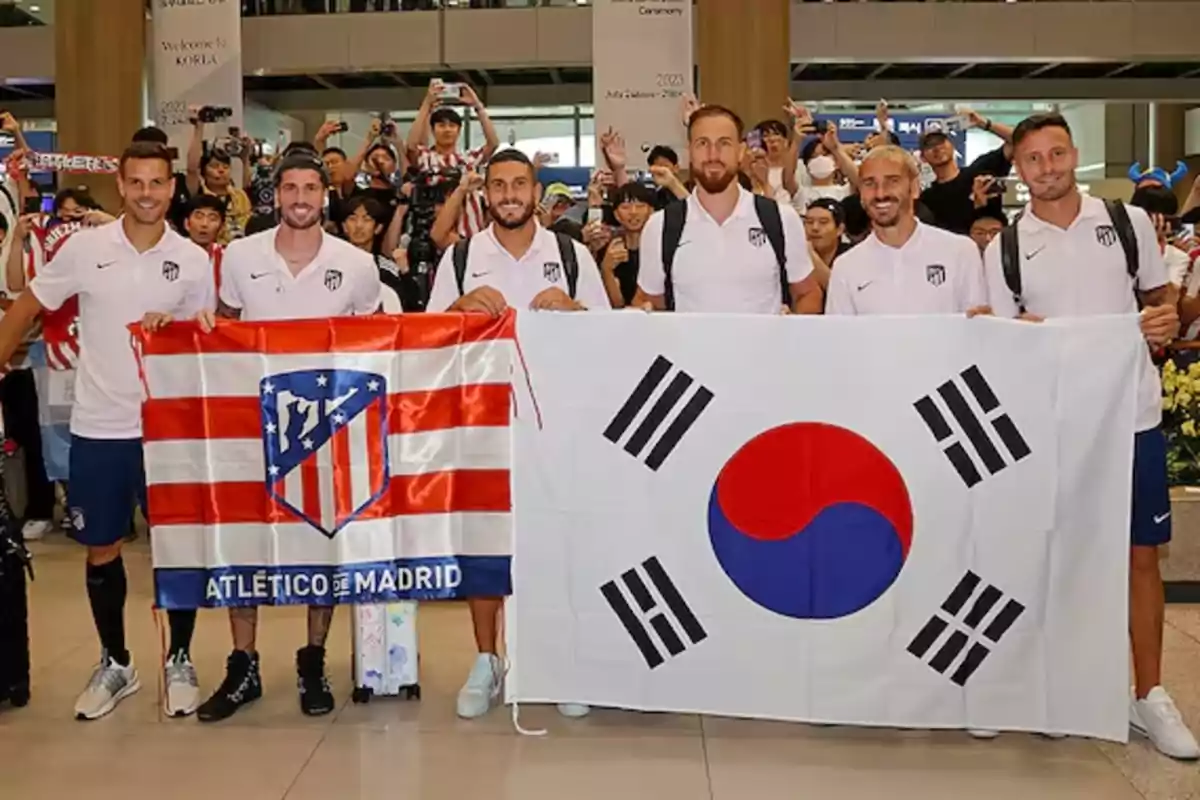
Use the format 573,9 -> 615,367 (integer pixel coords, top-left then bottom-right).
593,0 -> 693,167
150,0 -> 244,156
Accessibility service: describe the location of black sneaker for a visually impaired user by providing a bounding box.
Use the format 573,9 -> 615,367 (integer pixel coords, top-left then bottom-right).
196,650 -> 261,723
296,645 -> 335,716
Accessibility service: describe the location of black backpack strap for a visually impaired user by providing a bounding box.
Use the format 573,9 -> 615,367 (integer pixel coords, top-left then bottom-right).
661,199 -> 687,311
452,238 -> 471,297
1104,199 -> 1140,283
999,223 -> 1025,315
753,195 -> 790,307
554,232 -> 579,299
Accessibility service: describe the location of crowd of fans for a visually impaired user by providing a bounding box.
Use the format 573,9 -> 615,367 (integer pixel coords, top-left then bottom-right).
4,79 -> 1200,760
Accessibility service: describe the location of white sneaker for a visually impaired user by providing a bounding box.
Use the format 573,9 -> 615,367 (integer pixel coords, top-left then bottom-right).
163,652 -> 200,717
456,654 -> 502,719
968,729 -> 999,739
1131,686 -> 1200,760
74,652 -> 141,720
557,703 -> 591,719
21,519 -> 51,542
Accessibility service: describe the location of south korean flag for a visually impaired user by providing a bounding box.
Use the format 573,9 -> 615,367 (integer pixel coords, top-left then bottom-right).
507,312 -> 1142,741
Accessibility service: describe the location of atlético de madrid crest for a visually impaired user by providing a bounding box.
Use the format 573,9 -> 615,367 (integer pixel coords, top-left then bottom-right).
926,265 -> 946,287
162,261 -> 180,282
324,269 -> 343,291
1095,225 -> 1117,247
543,262 -> 562,283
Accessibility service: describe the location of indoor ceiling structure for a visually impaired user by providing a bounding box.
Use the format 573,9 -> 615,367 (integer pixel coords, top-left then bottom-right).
5,60 -> 1200,106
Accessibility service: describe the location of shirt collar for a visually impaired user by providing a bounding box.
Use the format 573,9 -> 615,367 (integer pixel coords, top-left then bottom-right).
111,217 -> 175,256
270,227 -> 334,273
1019,193 -> 1107,233
481,222 -> 547,262
688,185 -> 756,225
866,219 -> 925,252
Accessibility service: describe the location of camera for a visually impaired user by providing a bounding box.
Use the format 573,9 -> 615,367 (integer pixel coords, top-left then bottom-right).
402,166 -> 464,308
197,106 -> 233,124
212,136 -> 243,160
409,166 -> 462,208
377,113 -> 396,139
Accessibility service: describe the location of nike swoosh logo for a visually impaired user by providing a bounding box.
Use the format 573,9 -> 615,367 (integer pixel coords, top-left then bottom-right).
1154,512 -> 1171,525
1024,246 -> 1046,260
249,272 -> 271,280
856,281 -> 874,292
470,271 -> 491,278
96,261 -> 117,269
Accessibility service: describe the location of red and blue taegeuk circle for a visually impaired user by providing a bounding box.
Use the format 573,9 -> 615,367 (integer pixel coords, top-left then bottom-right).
708,422 -> 913,619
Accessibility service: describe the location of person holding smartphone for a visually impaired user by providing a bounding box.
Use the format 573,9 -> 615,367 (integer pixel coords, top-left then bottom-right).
405,79 -> 501,240
919,108 -> 1014,236
597,182 -> 655,308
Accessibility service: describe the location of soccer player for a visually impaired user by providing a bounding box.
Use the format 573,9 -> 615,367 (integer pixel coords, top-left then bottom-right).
192,151 -> 381,722
0,142 -> 213,719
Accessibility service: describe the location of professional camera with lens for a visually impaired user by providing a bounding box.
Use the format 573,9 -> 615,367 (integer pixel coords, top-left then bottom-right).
400,166 -> 464,308
197,106 -> 234,124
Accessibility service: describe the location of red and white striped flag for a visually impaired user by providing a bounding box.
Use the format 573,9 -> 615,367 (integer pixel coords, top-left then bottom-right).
134,312 -> 516,610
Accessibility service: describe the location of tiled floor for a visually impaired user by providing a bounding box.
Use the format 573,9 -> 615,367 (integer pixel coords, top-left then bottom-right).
4,534 -> 1200,799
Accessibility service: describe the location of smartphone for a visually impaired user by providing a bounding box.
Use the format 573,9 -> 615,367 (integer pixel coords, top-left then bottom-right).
1183,223 -> 1196,241
22,196 -> 40,214
437,82 -> 464,102
745,130 -> 763,151
587,207 -> 604,225
335,121 -> 349,133
985,178 -> 1006,197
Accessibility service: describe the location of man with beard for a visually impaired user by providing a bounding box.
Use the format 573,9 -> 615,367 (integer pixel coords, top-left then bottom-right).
825,147 -> 986,316
426,148 -> 609,722
981,114 -> 1199,760
0,142 -> 213,720
191,151 -> 380,723
634,105 -> 822,314
919,109 -> 1013,236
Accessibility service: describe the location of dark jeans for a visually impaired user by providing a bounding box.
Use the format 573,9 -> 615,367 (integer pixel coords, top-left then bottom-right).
0,370 -> 54,521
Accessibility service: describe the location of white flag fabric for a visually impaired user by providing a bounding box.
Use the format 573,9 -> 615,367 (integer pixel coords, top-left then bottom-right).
508,312 -> 1142,742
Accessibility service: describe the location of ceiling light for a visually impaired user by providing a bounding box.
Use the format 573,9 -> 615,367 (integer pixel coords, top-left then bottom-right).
30,5 -> 40,11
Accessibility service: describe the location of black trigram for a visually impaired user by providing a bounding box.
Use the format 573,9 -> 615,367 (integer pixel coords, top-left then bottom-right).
600,556 -> 708,669
907,570 -> 1025,686
603,355 -> 713,471
914,365 -> 1031,488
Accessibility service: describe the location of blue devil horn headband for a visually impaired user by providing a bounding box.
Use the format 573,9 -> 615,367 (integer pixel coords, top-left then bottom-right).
1129,160 -> 1190,189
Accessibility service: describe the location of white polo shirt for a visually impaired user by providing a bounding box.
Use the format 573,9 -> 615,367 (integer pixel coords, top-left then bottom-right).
29,220 -> 213,439
826,221 -> 986,316
427,223 -> 611,312
638,187 -> 814,314
220,227 -> 382,321
982,196 -> 1167,432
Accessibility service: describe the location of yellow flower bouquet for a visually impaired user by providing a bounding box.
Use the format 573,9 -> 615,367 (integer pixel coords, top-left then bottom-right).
1162,358 -> 1200,485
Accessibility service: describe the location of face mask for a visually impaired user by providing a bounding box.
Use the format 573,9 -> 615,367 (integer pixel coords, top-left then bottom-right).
807,155 -> 836,180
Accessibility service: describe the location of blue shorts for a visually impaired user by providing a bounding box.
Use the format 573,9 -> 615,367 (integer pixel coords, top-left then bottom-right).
1131,427 -> 1171,548
67,436 -> 147,547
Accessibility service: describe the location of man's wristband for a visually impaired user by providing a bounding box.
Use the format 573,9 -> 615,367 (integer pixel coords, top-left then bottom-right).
983,119 -> 993,132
